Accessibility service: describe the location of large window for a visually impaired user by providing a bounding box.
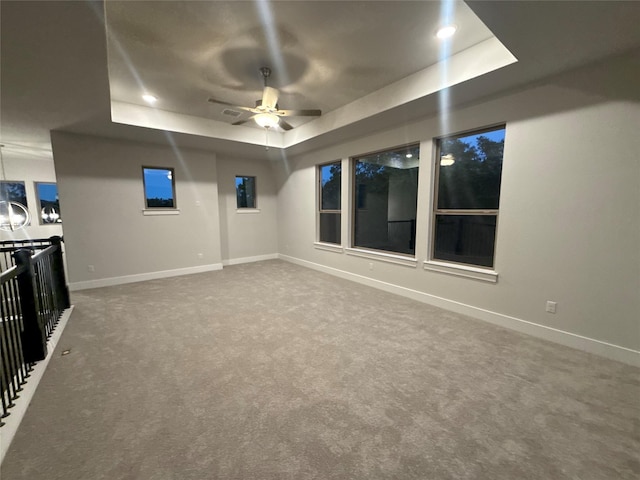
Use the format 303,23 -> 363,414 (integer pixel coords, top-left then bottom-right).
143,167 -> 176,208
318,161 -> 341,244
236,176 -> 256,209
353,144 -> 419,255
36,182 -> 62,224
432,126 -> 505,268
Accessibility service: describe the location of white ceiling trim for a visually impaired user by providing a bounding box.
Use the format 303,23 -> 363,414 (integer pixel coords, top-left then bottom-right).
111,101 -> 286,148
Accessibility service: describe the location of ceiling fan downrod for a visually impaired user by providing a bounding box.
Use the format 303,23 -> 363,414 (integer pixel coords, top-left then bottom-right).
259,67 -> 271,87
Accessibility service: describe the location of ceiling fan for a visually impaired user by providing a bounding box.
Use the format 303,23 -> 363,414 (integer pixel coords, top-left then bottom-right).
208,67 -> 321,131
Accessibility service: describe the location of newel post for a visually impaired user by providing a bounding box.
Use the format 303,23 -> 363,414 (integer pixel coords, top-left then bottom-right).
14,249 -> 47,363
49,236 -> 70,309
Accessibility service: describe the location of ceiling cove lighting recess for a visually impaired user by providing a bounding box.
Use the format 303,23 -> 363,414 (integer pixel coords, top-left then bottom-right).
436,25 -> 457,39
142,94 -> 158,104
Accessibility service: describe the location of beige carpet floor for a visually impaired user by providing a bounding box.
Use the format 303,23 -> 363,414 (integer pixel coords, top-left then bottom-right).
1,260 -> 638,479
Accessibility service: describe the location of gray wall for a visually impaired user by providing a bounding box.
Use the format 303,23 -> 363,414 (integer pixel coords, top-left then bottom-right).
51,132 -> 226,286
276,53 -> 640,354
52,132 -> 279,287
217,156 -> 278,263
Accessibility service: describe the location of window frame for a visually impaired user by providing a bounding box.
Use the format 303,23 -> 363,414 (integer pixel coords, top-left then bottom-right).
430,124 -> 505,271
34,181 -> 62,225
350,143 -> 420,258
317,160 -> 342,245
235,175 -> 257,210
142,166 -> 177,210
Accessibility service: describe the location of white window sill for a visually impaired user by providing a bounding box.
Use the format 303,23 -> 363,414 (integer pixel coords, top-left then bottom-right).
142,209 -> 180,216
345,247 -> 417,268
236,208 -> 261,214
423,260 -> 498,283
314,242 -> 344,253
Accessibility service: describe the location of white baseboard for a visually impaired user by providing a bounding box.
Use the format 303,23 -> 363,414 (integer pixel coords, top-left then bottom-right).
1,306 -> 74,465
279,254 -> 640,367
69,263 -> 223,291
222,253 -> 278,266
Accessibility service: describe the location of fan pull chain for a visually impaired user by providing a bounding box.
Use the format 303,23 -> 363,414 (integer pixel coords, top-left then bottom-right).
265,126 -> 270,150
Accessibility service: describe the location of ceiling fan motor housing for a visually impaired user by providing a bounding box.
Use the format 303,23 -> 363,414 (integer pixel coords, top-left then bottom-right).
260,86 -> 279,111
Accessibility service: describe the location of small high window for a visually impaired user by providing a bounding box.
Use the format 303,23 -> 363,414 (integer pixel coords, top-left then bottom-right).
236,176 -> 256,209
353,145 -> 419,255
36,182 -> 62,224
142,167 -> 176,208
318,161 -> 341,244
432,125 -> 506,268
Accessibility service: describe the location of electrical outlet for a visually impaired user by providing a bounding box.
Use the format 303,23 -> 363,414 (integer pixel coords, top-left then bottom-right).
87,265 -> 95,272
197,253 -> 203,259
545,301 -> 557,314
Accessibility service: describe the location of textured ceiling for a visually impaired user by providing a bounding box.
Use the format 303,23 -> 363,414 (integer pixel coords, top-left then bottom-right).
105,1 -> 495,129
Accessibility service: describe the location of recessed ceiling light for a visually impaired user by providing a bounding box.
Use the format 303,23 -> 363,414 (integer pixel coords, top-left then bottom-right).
142,94 -> 157,104
406,153 -> 413,158
436,25 -> 457,39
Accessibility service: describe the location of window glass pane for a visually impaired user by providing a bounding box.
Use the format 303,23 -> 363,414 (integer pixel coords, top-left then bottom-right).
354,145 -> 419,255
0,181 -> 28,207
143,167 -> 175,208
433,215 -> 497,267
236,176 -> 256,208
320,162 -> 341,210
36,182 -> 62,224
319,212 -> 341,244
0,181 -> 30,230
438,127 -> 505,210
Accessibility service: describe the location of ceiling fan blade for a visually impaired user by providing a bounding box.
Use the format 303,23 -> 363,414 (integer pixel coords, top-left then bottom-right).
276,109 -> 322,117
278,118 -> 294,131
231,115 -> 256,126
207,98 -> 255,113
261,86 -> 279,110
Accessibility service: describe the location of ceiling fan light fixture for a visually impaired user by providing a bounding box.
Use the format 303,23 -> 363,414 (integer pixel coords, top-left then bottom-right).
255,113 -> 279,129
440,154 -> 455,166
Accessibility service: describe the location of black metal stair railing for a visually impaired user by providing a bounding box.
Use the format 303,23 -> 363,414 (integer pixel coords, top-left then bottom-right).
0,236 -> 70,426
0,238 -> 53,272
